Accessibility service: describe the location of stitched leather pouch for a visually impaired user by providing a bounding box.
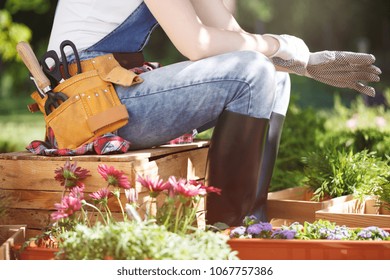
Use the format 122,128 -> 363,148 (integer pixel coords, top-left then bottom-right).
31,54 -> 142,149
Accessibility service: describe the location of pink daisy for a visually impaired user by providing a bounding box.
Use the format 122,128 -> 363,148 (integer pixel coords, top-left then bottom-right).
168,176 -> 205,197
97,164 -> 131,189
89,187 -> 113,201
54,160 -> 90,188
137,175 -> 170,197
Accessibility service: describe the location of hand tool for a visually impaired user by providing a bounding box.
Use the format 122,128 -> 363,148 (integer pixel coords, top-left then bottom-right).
40,40 -> 82,87
16,41 -> 68,115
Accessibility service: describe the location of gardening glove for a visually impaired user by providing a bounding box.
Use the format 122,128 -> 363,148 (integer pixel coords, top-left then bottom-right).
265,34 -> 382,97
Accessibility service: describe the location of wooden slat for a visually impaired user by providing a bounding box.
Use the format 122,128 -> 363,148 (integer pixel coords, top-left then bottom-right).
7,209 -> 128,230
315,212 -> 390,228
152,147 -> 208,181
0,159 -> 139,191
0,141 -> 209,161
315,198 -> 390,228
1,189 -> 150,211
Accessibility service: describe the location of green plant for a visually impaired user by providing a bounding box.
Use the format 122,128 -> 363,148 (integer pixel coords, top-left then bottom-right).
302,147 -> 390,201
57,221 -> 238,260
228,216 -> 390,241
320,128 -> 390,159
376,161 -> 390,208
271,97 -> 326,190
322,95 -> 390,133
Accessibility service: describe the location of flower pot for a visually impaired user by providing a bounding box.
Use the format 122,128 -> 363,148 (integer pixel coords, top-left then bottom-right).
12,244 -> 59,260
0,225 -> 26,260
267,187 -> 353,225
228,238 -> 390,260
316,197 -> 390,228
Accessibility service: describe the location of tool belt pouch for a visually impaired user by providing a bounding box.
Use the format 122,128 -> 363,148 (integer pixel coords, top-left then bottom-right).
31,54 -> 142,149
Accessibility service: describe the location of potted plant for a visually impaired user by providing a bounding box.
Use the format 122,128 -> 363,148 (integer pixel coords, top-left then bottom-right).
13,160 -> 223,260
303,148 -> 389,202
269,146 -> 390,225
226,216 -> 390,260
308,148 -> 390,227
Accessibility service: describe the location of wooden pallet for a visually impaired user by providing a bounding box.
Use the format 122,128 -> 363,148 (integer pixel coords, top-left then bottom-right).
0,141 -> 209,237
267,187 -> 353,224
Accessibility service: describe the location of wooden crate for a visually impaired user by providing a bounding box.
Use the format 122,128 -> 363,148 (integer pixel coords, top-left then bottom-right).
0,142 -> 209,237
0,225 -> 26,260
267,187 -> 353,224
315,197 -> 390,228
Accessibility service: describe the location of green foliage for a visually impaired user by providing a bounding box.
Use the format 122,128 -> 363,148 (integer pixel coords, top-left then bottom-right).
322,95 -> 390,133
231,218 -> 390,241
0,114 -> 45,152
58,221 -> 238,260
0,9 -> 31,61
289,220 -> 390,241
317,95 -> 390,158
5,0 -> 50,14
302,147 -> 390,202
270,96 -> 326,190
237,0 -> 273,24
321,128 -> 390,159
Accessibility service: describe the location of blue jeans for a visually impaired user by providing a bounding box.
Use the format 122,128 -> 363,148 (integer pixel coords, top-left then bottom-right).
116,51 -> 290,149
72,3 -> 291,149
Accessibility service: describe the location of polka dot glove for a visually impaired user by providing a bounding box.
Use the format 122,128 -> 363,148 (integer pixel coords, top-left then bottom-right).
266,34 -> 381,97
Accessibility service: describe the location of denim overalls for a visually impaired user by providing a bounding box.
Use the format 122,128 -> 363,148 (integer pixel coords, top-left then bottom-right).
74,2 -> 291,150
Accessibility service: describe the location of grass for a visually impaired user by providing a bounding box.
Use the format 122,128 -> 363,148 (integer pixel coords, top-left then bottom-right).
0,113 -> 45,152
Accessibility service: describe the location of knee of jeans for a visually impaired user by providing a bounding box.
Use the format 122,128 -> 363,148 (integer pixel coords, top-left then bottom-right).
236,51 -> 277,117
236,51 -> 276,79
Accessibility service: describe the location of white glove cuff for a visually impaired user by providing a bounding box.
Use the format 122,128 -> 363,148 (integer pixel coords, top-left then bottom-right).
264,34 -> 291,59
264,34 -> 310,68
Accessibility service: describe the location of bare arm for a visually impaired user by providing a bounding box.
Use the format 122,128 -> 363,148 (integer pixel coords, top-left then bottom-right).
144,0 -> 279,61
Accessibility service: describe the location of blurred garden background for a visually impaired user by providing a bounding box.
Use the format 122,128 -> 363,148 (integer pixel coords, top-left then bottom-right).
0,0 -> 389,191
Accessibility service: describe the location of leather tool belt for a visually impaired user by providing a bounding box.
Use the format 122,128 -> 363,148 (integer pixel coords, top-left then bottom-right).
30,53 -> 143,149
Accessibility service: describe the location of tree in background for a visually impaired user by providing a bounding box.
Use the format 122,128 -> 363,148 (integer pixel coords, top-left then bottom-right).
0,0 -> 53,99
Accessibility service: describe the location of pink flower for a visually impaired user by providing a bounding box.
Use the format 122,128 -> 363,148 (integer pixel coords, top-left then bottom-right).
54,160 -> 90,188
137,175 -> 170,197
97,164 -> 131,189
51,189 -> 83,221
200,185 -> 222,195
168,176 -> 206,197
89,188 -> 113,201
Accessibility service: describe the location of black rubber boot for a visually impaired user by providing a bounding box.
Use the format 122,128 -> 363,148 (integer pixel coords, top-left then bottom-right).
205,110 -> 269,226
250,112 -> 285,221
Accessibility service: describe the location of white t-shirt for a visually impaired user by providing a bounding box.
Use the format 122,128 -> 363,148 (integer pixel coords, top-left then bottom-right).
48,0 -> 143,55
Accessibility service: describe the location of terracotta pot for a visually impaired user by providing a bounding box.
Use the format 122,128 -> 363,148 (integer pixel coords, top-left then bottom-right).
12,244 -> 59,260
228,238 -> 390,260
